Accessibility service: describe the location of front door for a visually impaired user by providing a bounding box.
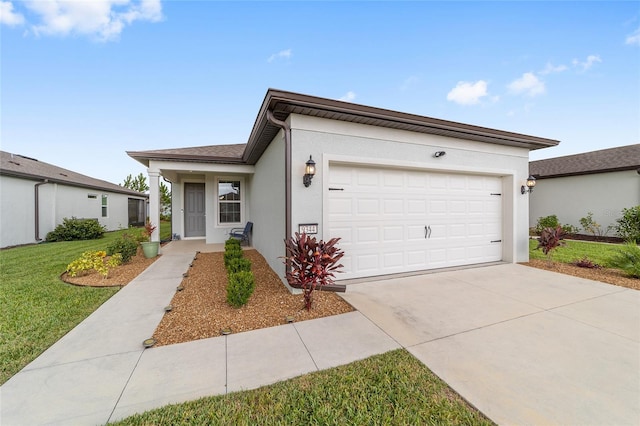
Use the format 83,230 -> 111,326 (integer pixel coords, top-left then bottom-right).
184,183 -> 205,237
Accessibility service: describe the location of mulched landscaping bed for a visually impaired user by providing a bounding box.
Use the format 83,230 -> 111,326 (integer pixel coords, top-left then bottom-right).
522,259 -> 639,290
61,251 -> 159,287
152,250 -> 354,346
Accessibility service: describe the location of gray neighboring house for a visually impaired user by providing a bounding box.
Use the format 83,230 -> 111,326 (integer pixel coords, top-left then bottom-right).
0,151 -> 148,248
529,144 -> 640,235
128,89 -> 558,283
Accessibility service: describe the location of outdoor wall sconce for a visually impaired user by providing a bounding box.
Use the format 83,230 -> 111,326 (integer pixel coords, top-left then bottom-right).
434,151 -> 446,158
521,175 -> 536,194
303,155 -> 316,187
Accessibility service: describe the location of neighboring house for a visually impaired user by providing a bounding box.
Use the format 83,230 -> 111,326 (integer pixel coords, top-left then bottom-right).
529,144 -> 640,236
0,151 -> 148,248
128,89 -> 558,283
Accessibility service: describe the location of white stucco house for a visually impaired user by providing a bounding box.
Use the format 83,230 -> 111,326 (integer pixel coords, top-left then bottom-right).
128,89 -> 558,282
529,144 -> 640,236
0,151 -> 148,248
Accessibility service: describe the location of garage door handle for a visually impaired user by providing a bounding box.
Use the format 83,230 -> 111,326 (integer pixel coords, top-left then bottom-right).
425,225 -> 432,239
491,239 -> 502,243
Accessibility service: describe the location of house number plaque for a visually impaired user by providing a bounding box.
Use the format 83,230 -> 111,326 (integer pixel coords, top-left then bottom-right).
298,223 -> 318,235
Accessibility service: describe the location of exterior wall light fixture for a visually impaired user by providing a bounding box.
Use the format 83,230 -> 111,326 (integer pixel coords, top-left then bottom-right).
434,151 -> 446,158
521,175 -> 536,194
303,155 -> 316,187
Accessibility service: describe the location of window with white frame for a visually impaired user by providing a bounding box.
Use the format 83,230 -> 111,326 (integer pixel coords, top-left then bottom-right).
218,179 -> 242,224
101,194 -> 108,217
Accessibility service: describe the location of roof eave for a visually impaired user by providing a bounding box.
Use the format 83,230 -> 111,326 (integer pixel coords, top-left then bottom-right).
242,89 -> 559,164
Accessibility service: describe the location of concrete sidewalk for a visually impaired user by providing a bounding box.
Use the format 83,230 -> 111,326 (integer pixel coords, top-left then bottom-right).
0,241 -> 399,425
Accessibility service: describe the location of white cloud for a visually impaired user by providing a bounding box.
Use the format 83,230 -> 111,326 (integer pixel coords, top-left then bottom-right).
626,27 -> 640,46
572,54 -> 602,71
20,0 -> 163,41
0,1 -> 24,26
339,91 -> 356,102
446,80 -> 488,105
267,48 -> 292,63
507,72 -> 545,97
539,62 -> 568,75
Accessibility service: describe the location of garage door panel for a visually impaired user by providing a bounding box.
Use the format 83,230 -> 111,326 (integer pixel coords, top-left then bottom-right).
357,227 -> 379,244
383,226 -> 404,242
356,198 -> 379,215
328,164 -> 503,279
383,252 -> 404,268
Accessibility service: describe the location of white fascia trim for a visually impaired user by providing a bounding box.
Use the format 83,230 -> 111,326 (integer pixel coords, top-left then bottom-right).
149,160 -> 255,175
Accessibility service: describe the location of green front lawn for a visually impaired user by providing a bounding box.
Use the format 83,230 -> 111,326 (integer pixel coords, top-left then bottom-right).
113,349 -> 493,426
528,238 -> 622,266
0,231 -> 134,384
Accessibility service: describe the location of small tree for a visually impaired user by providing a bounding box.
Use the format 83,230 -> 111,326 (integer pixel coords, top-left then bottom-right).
160,181 -> 172,220
283,233 -> 344,311
536,225 -> 566,266
122,173 -> 149,193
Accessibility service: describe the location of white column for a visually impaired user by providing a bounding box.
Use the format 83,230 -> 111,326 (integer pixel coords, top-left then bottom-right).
148,170 -> 160,242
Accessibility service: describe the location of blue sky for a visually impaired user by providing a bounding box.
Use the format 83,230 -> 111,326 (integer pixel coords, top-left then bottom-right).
2,1 -> 639,186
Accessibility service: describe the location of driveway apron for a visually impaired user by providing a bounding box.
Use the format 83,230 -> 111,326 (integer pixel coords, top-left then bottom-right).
339,263 -> 640,426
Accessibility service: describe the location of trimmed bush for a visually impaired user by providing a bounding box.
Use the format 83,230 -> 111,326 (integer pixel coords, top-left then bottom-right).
608,242 -> 640,278
615,206 -> 640,242
46,217 -> 106,242
228,257 -> 251,274
224,246 -> 243,268
226,271 -> 255,307
106,234 -> 138,263
225,238 -> 241,249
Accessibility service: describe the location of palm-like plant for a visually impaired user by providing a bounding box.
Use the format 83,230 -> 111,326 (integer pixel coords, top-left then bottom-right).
283,233 -> 344,310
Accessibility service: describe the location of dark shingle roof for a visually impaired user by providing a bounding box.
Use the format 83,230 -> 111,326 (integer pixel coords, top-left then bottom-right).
0,151 -> 147,197
530,144 -> 640,178
127,144 -> 246,167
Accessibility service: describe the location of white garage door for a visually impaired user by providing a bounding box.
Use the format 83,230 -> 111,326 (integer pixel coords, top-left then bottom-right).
327,164 -> 503,280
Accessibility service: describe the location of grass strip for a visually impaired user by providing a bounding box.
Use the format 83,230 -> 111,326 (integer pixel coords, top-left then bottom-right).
113,349 -> 493,426
528,238 -> 622,266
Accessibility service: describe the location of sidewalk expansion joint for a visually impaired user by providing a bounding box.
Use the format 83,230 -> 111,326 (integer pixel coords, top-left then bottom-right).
292,323 -> 319,371
107,349 -> 145,424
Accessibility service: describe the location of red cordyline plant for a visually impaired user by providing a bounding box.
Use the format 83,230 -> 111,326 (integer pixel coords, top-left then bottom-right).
536,225 -> 566,266
283,232 -> 344,311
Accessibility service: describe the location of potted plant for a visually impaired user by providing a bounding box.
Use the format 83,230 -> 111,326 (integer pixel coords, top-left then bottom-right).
140,220 -> 159,258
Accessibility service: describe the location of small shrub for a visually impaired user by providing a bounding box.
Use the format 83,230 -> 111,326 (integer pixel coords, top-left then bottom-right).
67,250 -> 121,278
106,234 -> 138,263
535,215 -> 560,235
228,257 -> 251,274
571,256 -> 602,269
224,246 -> 243,268
608,242 -> 640,278
579,212 -> 611,237
614,206 -> 640,242
562,224 -> 580,235
536,226 -> 566,265
225,238 -> 241,249
227,271 -> 255,307
46,217 -> 106,242
535,215 -> 577,236
283,232 -> 344,311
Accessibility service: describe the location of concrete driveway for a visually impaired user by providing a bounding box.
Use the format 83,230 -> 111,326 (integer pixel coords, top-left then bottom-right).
340,263 -> 640,426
